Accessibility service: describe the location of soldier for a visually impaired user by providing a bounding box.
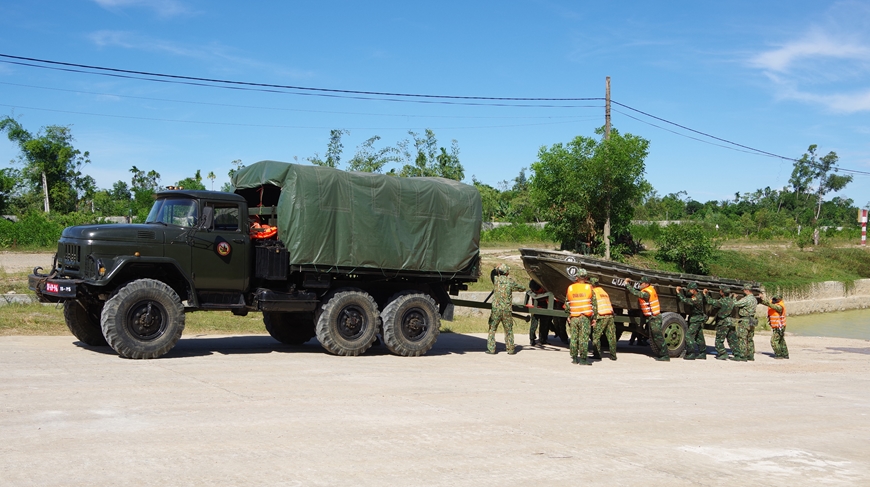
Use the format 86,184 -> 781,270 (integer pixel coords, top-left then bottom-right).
624,275 -> 670,361
564,269 -> 597,365
733,284 -> 758,362
486,263 -> 526,355
703,285 -> 738,360
528,280 -> 552,346
675,282 -> 707,360
759,293 -> 789,359
590,277 -> 617,361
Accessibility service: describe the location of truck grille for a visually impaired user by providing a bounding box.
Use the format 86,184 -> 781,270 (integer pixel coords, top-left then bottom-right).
62,244 -> 81,269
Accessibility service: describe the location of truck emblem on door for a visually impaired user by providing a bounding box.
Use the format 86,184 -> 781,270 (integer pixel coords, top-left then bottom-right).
216,241 -> 231,256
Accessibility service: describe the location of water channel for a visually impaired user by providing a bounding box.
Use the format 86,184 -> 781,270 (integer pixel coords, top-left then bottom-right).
786,308 -> 870,340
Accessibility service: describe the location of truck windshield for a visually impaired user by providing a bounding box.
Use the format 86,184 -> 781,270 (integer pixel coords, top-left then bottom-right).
146,198 -> 199,227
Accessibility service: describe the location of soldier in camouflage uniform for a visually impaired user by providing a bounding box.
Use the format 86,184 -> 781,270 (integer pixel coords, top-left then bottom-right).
733,284 -> 758,361
486,263 -> 527,355
590,277 -> 617,361
760,293 -> 789,359
675,282 -> 707,360
624,275 -> 670,361
703,285 -> 738,360
564,269 -> 597,365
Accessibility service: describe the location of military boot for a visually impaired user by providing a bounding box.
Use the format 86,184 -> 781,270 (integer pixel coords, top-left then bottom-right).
696,352 -> 707,360
684,353 -> 696,360
655,356 -> 670,362
572,357 -> 580,364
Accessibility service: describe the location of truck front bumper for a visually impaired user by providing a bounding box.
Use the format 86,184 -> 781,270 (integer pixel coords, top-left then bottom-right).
28,270 -> 82,303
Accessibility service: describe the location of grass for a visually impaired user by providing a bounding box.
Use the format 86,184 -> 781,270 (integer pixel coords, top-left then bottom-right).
0,271 -> 32,294
0,302 -> 506,337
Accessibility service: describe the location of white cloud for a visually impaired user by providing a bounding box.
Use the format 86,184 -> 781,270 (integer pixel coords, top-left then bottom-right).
87,31 -> 316,80
750,30 -> 870,73
92,0 -> 192,18
748,3 -> 870,113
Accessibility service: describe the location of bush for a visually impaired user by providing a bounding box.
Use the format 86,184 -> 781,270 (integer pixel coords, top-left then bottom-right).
655,224 -> 715,274
0,211 -> 103,249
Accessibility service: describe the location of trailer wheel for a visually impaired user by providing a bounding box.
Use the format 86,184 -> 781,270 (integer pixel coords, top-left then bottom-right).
264,312 -> 316,345
315,289 -> 379,356
649,312 -> 687,358
101,279 -> 185,359
381,293 -> 440,357
63,299 -> 108,346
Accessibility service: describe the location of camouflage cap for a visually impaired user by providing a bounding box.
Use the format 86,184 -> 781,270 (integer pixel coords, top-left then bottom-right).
718,285 -> 729,293
743,283 -> 752,291
590,276 -> 599,285
687,282 -> 698,290
773,294 -> 783,301
497,263 -> 510,275
576,268 -> 588,277
639,275 -> 652,283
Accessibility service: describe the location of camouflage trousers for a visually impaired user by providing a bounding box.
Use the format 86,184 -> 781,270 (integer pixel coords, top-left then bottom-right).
714,317 -> 738,357
487,308 -> 515,354
591,315 -> 616,359
735,318 -> 753,360
568,315 -> 591,361
686,316 -> 707,357
771,327 -> 789,358
647,314 -> 668,359
529,315 -> 552,344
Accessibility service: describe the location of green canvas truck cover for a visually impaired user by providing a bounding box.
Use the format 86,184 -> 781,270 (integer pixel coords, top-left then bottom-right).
232,160 -> 481,273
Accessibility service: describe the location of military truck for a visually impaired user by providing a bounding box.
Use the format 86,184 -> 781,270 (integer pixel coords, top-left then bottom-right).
29,161 -> 482,359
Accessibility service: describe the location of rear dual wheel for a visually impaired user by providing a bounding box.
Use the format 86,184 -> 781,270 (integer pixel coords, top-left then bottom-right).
315,289 -> 380,356
381,293 -> 440,357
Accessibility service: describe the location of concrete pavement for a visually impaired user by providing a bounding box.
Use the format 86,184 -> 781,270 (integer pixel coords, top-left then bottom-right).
1,332 -> 869,486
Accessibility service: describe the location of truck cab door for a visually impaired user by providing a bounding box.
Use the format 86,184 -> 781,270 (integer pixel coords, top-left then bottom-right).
190,201 -> 249,303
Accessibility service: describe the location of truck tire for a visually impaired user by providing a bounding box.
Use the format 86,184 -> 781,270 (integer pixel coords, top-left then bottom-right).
63,299 -> 108,346
315,289 -> 379,356
381,293 -> 440,357
649,312 -> 687,358
101,279 -> 185,359
264,312 -> 316,345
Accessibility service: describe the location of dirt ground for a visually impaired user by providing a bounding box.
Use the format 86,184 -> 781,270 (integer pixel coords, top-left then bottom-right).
1,332 -> 868,486
0,251 -> 53,274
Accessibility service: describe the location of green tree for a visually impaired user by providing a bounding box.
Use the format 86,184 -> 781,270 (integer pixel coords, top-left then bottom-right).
207,171 -> 216,190
347,135 -> 401,173
223,159 -> 245,192
529,127 -> 648,258
176,169 -> 206,190
308,129 -> 349,168
0,167 -> 21,215
803,145 -> 852,243
655,224 -> 715,274
0,117 -> 92,214
398,129 -> 464,180
130,166 -> 161,219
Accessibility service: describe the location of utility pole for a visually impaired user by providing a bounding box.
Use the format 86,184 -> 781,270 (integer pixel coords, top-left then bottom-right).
605,76 -> 611,139
42,171 -> 50,214
603,76 -> 611,259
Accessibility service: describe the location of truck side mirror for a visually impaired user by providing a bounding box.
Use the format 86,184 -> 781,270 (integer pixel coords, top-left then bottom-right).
197,206 -> 214,231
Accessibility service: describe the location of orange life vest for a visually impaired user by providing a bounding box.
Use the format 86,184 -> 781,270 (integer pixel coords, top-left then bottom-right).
592,286 -> 613,316
767,301 -> 786,328
250,225 -> 278,239
638,285 -> 661,317
566,282 -> 594,318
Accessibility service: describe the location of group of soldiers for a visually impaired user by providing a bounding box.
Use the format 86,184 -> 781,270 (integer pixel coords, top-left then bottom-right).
486,263 -> 789,363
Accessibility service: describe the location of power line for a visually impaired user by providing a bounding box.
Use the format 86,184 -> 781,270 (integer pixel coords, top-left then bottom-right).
0,103 -> 599,130
3,53 -> 868,176
0,54 -> 603,105
612,101 -> 870,176
0,81 -> 601,119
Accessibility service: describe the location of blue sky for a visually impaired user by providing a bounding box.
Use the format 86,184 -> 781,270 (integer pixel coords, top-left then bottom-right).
1,0 -> 869,206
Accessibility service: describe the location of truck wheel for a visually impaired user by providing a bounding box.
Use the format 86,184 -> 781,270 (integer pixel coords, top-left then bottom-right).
63,299 -> 108,346
381,293 -> 440,357
101,279 -> 185,359
315,289 -> 379,356
264,312 -> 316,345
649,312 -> 687,358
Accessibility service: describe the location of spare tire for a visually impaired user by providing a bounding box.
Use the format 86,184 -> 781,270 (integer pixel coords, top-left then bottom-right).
649,312 -> 687,358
